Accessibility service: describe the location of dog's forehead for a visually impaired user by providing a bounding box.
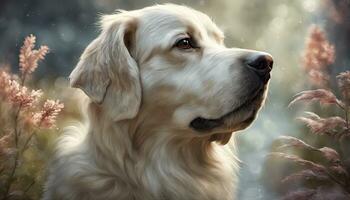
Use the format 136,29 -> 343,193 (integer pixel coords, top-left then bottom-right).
137,4 -> 224,41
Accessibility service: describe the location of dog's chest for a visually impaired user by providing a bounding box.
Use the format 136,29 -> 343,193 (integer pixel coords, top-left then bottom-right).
134,152 -> 236,200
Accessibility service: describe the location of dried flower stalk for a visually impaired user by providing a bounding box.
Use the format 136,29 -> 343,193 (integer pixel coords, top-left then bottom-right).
268,24 -> 350,199
302,25 -> 335,88
0,35 -> 63,200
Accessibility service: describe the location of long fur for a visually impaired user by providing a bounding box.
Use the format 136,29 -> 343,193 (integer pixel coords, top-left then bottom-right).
43,103 -> 239,200
43,4 -> 270,200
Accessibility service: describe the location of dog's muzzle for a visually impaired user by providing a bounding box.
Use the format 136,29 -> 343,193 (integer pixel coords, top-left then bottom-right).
190,52 -> 273,132
189,87 -> 264,132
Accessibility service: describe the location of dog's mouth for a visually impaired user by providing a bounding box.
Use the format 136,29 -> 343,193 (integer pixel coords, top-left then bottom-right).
189,87 -> 266,132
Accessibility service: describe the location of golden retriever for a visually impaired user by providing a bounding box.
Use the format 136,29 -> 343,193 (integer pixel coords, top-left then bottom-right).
43,4 -> 273,200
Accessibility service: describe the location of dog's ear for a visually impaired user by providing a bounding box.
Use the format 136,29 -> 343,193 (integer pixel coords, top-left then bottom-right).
69,12 -> 140,121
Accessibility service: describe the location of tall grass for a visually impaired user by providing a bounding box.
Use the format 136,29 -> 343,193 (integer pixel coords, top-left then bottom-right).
266,26 -> 350,199
0,35 -> 63,200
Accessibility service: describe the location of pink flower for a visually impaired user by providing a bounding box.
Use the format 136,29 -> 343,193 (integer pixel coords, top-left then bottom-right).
308,69 -> 330,88
281,170 -> 329,184
268,152 -> 327,173
19,34 -> 49,77
282,189 -> 316,200
289,89 -> 341,107
318,147 -> 341,164
275,136 -> 317,151
297,112 -> 346,135
337,71 -> 350,105
32,99 -> 64,129
303,25 -> 335,71
0,134 -> 16,159
7,79 -> 42,108
302,25 -> 335,87
0,71 -> 11,96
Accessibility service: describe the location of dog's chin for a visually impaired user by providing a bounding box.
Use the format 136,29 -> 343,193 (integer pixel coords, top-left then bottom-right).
190,87 -> 267,134
219,89 -> 266,132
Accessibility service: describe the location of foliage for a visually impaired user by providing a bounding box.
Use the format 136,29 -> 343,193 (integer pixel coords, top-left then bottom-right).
0,35 -> 63,200
267,26 -> 350,199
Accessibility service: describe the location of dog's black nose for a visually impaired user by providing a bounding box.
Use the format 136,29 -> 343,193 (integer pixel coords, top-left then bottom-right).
246,53 -> 273,83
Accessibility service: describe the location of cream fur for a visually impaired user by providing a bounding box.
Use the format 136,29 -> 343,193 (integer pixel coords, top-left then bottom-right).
43,4 -> 272,200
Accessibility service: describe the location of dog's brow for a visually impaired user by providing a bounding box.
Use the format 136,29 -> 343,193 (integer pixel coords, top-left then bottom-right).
212,32 -> 225,43
186,24 -> 203,41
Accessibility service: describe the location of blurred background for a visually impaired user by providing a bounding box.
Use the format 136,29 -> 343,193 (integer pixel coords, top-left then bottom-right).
0,0 -> 349,199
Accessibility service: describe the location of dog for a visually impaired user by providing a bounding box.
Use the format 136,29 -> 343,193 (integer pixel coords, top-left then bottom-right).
43,4 -> 273,200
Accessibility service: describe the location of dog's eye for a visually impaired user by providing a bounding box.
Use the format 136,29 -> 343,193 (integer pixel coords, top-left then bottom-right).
175,38 -> 197,49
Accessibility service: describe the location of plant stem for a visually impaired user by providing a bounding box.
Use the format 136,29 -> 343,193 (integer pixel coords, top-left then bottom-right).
337,101 -> 346,110
14,72 -> 26,146
325,171 -> 350,197
21,120 -> 43,153
13,106 -> 21,147
345,105 -> 349,130
23,179 -> 35,196
3,129 -> 39,200
2,103 -> 23,200
20,73 -> 27,86
2,152 -> 19,200
21,131 -> 36,153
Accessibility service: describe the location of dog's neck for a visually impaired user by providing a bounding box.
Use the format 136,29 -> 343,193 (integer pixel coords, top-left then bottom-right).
86,102 -> 237,172
84,103 -> 238,199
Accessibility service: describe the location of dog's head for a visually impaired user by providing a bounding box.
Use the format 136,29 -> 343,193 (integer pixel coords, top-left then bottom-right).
70,4 -> 273,145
